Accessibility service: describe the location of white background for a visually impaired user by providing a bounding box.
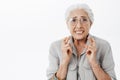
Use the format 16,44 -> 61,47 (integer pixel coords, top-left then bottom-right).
0,0 -> 120,80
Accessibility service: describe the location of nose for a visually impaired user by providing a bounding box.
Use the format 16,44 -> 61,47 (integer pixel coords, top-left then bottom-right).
76,20 -> 82,28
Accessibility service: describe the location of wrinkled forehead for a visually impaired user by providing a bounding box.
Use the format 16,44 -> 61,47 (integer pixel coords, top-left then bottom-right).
68,9 -> 89,19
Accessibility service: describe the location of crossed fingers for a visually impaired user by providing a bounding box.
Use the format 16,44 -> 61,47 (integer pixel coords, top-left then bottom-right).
86,37 -> 96,55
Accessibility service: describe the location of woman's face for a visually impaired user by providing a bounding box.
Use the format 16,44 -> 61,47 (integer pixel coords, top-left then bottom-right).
67,9 -> 92,40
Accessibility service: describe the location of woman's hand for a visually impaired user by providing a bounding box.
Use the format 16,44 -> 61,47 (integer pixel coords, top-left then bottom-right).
86,37 -> 97,64
61,37 -> 72,65
56,37 -> 72,80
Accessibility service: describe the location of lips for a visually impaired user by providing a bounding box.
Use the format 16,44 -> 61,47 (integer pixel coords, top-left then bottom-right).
75,30 -> 84,34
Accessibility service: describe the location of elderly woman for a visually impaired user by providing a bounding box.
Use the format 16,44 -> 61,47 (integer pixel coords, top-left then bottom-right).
46,4 -> 117,80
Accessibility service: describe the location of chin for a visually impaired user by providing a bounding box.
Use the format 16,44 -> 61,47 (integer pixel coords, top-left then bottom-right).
73,33 -> 89,40
73,35 -> 85,40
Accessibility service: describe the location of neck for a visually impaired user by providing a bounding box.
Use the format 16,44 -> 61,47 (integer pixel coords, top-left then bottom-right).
73,37 -> 87,56
73,37 -> 87,47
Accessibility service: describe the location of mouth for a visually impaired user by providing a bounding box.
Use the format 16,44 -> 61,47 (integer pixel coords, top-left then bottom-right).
75,30 -> 84,34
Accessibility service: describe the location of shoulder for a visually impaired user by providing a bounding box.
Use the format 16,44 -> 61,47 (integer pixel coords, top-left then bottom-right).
49,39 -> 63,58
93,35 -> 111,48
92,35 -> 112,60
92,35 -> 112,55
49,38 -> 63,55
50,39 -> 62,49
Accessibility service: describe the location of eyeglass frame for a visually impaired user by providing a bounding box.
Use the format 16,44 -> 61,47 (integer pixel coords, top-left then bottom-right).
67,16 -> 91,26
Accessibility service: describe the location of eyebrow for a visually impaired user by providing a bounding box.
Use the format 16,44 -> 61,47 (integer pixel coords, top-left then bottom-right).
71,16 -> 88,19
72,16 -> 77,19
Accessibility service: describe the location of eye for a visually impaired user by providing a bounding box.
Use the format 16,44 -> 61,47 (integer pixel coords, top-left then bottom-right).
82,18 -> 88,21
72,18 -> 77,22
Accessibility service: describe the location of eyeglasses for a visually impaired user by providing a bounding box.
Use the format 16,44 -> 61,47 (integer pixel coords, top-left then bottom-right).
68,17 -> 90,26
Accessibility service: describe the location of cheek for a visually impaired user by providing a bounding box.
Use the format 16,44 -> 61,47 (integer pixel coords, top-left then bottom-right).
68,25 -> 74,31
70,26 -> 76,33
85,24 -> 91,31
86,27 -> 90,32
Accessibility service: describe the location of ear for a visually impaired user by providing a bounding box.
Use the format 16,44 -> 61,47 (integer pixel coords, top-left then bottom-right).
90,21 -> 92,28
66,21 -> 70,29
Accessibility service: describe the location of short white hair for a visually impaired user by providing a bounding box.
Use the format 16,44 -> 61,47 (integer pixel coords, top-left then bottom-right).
65,3 -> 94,23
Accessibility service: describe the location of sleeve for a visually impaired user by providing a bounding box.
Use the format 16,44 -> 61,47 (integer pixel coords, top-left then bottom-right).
101,42 -> 117,80
46,42 -> 59,80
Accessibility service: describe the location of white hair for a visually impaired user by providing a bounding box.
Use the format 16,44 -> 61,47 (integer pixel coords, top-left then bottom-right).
65,3 -> 94,23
